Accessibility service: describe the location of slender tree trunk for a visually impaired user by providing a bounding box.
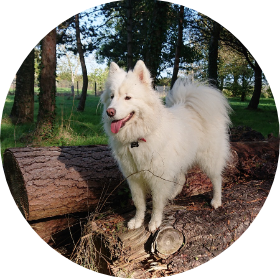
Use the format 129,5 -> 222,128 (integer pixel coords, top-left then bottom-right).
75,14 -> 88,112
170,5 -> 184,89
66,52 -> 76,97
239,45 -> 263,110
10,49 -> 34,124
126,0 -> 133,70
241,73 -> 246,101
233,73 -> 239,96
219,75 -> 224,91
247,61 -> 262,109
208,21 -> 221,87
36,29 -> 56,137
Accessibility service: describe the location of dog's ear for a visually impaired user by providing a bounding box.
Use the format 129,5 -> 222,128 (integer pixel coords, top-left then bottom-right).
133,60 -> 151,85
109,62 -> 120,74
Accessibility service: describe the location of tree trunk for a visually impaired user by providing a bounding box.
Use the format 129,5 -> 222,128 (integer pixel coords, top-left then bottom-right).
232,73 -> 239,96
247,61 -> 262,109
126,0 -> 133,70
236,44 -> 263,110
3,145 -> 124,221
30,215 -> 80,244
170,5 -> 184,89
75,14 -> 88,112
241,73 -> 246,101
36,29 -> 56,137
208,21 -> 221,87
3,140 -> 278,248
3,140 -> 278,222
219,75 -> 224,91
71,179 -> 272,278
10,49 -> 34,124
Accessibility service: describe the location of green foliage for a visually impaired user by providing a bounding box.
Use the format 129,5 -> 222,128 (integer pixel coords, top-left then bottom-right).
95,1 -> 199,80
157,77 -> 171,86
88,67 -> 109,92
56,67 -> 108,94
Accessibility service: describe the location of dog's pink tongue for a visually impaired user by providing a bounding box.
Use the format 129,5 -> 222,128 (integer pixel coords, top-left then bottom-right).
111,120 -> 123,134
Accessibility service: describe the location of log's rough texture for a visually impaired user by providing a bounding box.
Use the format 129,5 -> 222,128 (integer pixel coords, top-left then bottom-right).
4,140 -> 278,222
3,145 -> 123,221
3,139 -> 278,246
71,179 -> 273,278
30,215 -> 79,243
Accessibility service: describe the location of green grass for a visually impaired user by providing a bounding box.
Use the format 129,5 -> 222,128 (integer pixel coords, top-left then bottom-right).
229,97 -> 279,138
35,87 -> 97,95
1,95 -> 279,157
1,94 -> 107,156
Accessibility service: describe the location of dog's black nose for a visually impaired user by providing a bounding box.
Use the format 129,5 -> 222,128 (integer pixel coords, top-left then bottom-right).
106,108 -> 116,117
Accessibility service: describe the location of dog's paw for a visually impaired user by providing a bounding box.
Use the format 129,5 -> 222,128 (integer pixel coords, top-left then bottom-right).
128,217 -> 143,230
148,219 -> 161,232
211,198 -> 222,209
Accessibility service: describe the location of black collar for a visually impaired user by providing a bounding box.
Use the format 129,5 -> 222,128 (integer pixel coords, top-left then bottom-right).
130,138 -> 146,148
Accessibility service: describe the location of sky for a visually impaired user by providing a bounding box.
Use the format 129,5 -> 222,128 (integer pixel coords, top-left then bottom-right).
57,6 -> 109,75
56,5 -> 170,77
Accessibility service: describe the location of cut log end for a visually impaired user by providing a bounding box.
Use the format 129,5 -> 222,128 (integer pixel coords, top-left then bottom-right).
152,227 -> 184,259
3,150 -> 29,218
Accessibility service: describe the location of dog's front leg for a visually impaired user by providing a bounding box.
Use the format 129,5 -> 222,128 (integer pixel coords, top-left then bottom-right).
148,184 -> 170,232
127,178 -> 147,230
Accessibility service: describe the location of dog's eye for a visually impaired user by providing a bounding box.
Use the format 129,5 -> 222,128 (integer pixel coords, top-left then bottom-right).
110,95 -> 114,99
125,96 -> 131,100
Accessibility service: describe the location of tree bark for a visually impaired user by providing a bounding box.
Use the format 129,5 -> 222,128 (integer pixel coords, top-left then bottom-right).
71,179 -> 272,278
170,5 -> 184,89
10,49 -> 34,124
239,46 -> 262,110
28,215 -> 80,246
3,140 -> 278,223
208,21 -> 221,87
36,28 -> 56,137
3,145 -> 124,221
75,14 -> 88,112
3,140 -> 278,251
247,60 -> 262,109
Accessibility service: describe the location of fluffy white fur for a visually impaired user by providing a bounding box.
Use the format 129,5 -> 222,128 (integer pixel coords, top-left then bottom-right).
101,60 -> 231,232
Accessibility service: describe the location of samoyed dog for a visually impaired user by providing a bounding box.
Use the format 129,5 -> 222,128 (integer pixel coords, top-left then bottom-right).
101,60 -> 231,232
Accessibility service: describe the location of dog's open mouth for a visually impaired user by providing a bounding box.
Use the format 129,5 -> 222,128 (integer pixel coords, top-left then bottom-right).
111,112 -> 134,134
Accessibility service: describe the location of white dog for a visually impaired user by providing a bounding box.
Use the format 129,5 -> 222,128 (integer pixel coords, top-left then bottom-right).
101,60 -> 231,232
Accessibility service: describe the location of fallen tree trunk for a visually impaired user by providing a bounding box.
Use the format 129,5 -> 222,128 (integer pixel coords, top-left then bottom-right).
183,138 -> 279,197
3,139 -> 278,252
71,179 -> 272,278
3,140 -> 278,222
3,145 -> 124,221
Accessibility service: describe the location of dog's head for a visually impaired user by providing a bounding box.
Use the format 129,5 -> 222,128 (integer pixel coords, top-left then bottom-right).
101,62 -> 127,108
101,60 -> 161,142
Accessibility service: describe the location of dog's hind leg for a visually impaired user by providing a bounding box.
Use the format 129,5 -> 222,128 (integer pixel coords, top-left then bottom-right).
207,147 -> 228,209
127,178 -> 147,230
209,175 -> 222,209
199,148 -> 226,209
170,173 -> 185,200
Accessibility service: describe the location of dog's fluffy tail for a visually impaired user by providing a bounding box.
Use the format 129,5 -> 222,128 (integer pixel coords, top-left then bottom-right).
166,77 -> 232,126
